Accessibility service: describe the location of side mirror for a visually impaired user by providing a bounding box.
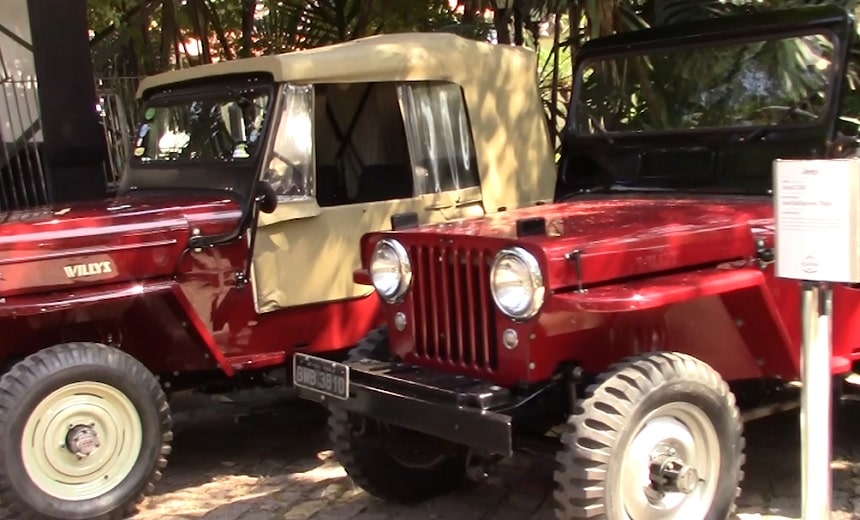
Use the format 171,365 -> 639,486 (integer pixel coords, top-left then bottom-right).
256,182 -> 278,214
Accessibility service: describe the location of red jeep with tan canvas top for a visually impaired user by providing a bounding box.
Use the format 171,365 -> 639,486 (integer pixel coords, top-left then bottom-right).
295,6 -> 860,519
0,34 -> 554,520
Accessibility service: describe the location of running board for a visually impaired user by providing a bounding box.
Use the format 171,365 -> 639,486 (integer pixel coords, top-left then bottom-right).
741,400 -> 800,423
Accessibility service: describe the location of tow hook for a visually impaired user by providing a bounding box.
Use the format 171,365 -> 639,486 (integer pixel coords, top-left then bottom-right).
649,453 -> 700,495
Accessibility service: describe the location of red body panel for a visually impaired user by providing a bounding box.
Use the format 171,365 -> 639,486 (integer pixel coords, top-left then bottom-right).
0,193 -> 383,377
365,196 -> 860,387
174,241 -> 383,371
0,194 -> 239,297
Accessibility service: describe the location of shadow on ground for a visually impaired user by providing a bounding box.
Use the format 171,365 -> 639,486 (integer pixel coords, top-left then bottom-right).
130,389 -> 860,520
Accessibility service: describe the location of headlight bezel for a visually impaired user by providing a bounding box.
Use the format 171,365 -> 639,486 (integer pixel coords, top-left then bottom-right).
369,238 -> 412,303
490,246 -> 545,320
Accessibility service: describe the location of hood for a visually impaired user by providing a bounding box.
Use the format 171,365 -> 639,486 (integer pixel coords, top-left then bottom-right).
0,193 -> 242,297
406,195 -> 773,290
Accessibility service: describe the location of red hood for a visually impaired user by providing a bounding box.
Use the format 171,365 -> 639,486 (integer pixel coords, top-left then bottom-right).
0,193 -> 242,297
393,196 -> 774,290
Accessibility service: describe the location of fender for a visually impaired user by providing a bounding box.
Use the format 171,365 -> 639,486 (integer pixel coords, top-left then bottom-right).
556,266 -> 848,379
0,279 -> 175,317
556,267 -> 765,313
0,279 -> 235,376
169,286 -> 236,376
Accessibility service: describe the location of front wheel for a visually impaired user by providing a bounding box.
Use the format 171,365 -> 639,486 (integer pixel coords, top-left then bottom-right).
554,352 -> 744,520
329,328 -> 467,503
330,407 -> 468,503
0,343 -> 173,520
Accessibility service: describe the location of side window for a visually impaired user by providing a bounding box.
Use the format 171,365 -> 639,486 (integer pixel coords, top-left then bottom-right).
397,82 -> 479,195
263,84 -> 314,201
312,82 -> 414,206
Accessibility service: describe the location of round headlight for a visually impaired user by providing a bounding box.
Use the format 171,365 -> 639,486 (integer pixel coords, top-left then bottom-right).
490,247 -> 545,320
369,239 -> 412,303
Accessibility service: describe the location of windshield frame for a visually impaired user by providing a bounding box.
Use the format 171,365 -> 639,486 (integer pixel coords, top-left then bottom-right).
557,8 -> 855,199
120,73 -> 278,209
569,27 -> 844,140
131,75 -> 276,169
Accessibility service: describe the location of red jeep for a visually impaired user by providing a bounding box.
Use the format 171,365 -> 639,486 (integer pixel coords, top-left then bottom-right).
0,34 -> 553,520
295,6 -> 860,519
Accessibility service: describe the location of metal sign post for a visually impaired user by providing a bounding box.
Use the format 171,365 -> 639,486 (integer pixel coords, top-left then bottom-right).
774,158 -> 860,520
799,281 -> 833,520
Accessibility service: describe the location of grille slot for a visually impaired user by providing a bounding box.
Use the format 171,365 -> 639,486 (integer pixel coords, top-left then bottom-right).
410,244 -> 497,371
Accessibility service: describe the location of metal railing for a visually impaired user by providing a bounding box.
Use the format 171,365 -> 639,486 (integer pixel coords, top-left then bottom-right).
0,77 -> 48,211
97,76 -> 142,189
0,75 -> 142,210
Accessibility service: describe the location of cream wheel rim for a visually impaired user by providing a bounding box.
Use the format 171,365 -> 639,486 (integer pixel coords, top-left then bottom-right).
20,381 -> 143,501
617,402 -> 721,520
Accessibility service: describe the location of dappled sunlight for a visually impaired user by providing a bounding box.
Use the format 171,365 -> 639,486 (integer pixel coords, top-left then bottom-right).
133,456 -> 361,520
118,389 -> 860,520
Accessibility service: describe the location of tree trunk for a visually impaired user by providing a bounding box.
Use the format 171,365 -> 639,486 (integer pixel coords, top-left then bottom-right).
352,0 -> 375,39
494,7 -> 512,44
204,0 -> 234,60
461,0 -> 478,26
549,2 -> 562,148
597,0 -> 618,37
240,0 -> 255,58
569,0 -> 583,76
190,0 -> 212,63
335,0 -> 348,41
159,0 -> 176,70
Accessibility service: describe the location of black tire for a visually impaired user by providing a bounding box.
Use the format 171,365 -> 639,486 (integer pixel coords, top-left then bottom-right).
0,343 -> 173,520
346,326 -> 389,363
329,327 -> 467,503
554,352 -> 744,520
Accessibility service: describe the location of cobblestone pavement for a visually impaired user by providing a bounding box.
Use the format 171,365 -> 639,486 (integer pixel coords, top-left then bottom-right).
126,389 -> 860,520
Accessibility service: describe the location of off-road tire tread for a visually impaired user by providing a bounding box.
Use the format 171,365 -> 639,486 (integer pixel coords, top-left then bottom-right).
553,352 -> 745,520
346,327 -> 389,363
330,328 -> 465,503
0,343 -> 173,520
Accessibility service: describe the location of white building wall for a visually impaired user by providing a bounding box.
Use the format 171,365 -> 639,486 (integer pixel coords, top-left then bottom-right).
0,0 -> 42,144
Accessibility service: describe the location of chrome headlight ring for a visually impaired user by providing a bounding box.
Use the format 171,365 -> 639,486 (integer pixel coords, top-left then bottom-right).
490,246 -> 545,320
369,239 -> 412,303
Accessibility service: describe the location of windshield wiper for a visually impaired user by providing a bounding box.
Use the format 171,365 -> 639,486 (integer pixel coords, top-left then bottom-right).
738,90 -> 824,143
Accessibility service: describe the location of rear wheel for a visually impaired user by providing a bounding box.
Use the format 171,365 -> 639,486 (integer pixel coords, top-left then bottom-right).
554,352 -> 744,520
329,327 -> 467,503
0,343 -> 173,520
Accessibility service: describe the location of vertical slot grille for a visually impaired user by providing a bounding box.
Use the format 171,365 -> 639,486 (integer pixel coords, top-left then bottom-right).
410,244 -> 498,371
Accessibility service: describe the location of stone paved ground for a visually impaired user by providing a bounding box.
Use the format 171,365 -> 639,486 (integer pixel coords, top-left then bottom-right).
126,389 -> 860,520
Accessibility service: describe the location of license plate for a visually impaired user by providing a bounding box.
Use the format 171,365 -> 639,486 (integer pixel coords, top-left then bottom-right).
293,353 -> 350,400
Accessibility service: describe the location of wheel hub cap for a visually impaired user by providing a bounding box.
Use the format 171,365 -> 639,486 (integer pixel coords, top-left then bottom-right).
649,451 -> 700,495
66,424 -> 101,458
20,381 -> 143,501
618,403 -> 720,520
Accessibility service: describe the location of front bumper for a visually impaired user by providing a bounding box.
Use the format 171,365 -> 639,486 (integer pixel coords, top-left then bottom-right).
295,355 -> 515,457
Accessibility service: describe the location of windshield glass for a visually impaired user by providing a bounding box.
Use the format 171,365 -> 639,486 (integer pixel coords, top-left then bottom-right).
574,32 -> 835,135
133,88 -> 271,163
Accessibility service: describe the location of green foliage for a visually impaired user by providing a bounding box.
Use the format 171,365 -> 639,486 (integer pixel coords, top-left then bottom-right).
88,0 -> 469,75
86,0 -> 860,159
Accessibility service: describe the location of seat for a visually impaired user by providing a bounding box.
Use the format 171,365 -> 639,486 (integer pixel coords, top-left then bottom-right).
355,164 -> 414,203
315,164 -> 347,206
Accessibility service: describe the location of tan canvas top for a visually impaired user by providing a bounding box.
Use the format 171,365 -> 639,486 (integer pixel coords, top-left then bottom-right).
137,31 -> 556,229
137,32 -> 537,97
